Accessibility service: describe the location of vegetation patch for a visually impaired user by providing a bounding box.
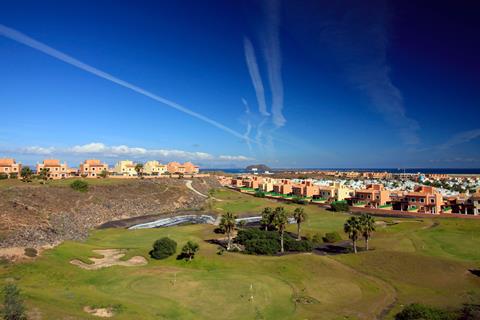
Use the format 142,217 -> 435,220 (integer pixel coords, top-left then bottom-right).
70,179 -> 89,192
150,237 -> 177,260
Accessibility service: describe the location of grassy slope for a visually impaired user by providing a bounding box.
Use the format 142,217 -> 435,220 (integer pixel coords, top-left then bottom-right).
1,188 -> 480,319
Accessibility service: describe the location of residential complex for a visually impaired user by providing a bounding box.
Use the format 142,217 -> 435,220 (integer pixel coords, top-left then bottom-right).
167,161 -> 200,174
79,159 -> 108,178
36,159 -> 69,179
143,161 -> 167,175
220,175 -> 479,216
0,158 -> 21,177
114,160 -> 138,176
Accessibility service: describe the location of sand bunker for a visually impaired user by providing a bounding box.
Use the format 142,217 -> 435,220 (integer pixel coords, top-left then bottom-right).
83,306 -> 114,317
70,249 -> 147,270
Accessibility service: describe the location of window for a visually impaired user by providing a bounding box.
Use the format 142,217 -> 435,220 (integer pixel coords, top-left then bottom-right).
367,195 -> 371,199
420,198 -> 425,203
5,168 -> 8,171
376,195 -> 379,200
410,198 -> 416,202
430,198 -> 435,203
92,168 -> 95,171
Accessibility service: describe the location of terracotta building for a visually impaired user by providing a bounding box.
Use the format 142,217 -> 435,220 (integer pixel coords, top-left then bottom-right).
36,159 -> 69,179
80,159 -> 108,178
0,158 -> 22,178
349,184 -> 391,208
391,186 -> 443,214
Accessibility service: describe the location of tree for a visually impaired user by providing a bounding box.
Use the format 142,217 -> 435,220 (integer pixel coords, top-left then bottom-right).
20,167 -> 33,182
219,212 -> 236,250
331,201 -> 349,212
38,168 -> 50,181
260,207 -> 274,231
293,208 -> 307,240
344,216 -> 361,253
272,207 -> 289,253
150,237 -> 177,259
99,170 -> 108,179
181,241 -> 199,261
2,284 -> 27,320
359,214 -> 375,251
135,163 -> 143,178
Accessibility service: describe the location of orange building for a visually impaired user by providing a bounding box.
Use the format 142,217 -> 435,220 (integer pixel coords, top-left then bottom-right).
167,162 -> 200,174
79,159 -> 109,178
0,158 -> 22,178
392,186 -> 443,214
36,159 -> 69,179
292,180 -> 319,198
351,184 -> 391,208
273,179 -> 293,195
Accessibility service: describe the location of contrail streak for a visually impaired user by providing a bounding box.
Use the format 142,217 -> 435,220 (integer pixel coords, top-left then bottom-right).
0,24 -> 253,143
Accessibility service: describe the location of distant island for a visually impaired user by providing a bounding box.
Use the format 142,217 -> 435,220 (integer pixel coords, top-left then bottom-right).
245,164 -> 271,172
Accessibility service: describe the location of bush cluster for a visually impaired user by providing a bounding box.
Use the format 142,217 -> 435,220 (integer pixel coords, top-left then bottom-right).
323,232 -> 342,243
150,237 -> 177,260
24,248 -> 38,258
237,228 -> 313,255
70,180 -> 89,192
395,303 -> 454,320
330,201 -> 349,212
0,173 -> 8,180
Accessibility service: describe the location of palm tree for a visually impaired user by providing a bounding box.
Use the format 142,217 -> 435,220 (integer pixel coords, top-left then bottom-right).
359,214 -> 375,251
220,212 -> 237,250
260,207 -> 274,231
272,207 -> 289,253
344,216 -> 361,254
38,168 -> 50,182
135,163 -> 143,177
293,208 -> 307,240
181,241 -> 199,261
20,167 -> 33,182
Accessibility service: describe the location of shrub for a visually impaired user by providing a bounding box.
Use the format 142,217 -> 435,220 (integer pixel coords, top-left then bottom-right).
2,284 -> 27,320
24,247 -> 38,257
323,232 -> 342,243
284,238 -> 313,252
0,173 -> 8,180
292,197 -> 308,205
9,173 -> 18,179
331,201 -> 349,212
395,303 -> 453,320
150,237 -> 177,260
70,180 -> 89,192
312,232 -> 323,244
254,190 -> 266,198
244,239 -> 280,255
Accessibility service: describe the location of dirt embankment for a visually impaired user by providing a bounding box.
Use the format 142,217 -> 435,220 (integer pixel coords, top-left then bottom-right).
0,177 -> 220,248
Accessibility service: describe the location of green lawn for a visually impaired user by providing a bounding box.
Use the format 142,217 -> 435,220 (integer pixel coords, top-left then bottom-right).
2,188 -> 480,319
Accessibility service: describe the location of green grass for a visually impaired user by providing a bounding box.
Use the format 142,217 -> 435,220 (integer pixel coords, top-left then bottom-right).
2,188 -> 480,319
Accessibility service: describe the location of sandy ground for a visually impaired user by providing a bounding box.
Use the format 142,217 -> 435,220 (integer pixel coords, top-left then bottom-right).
70,249 -> 147,270
83,306 -> 114,317
0,243 -> 58,262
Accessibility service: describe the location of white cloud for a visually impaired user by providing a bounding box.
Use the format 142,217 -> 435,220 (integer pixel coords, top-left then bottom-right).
439,129 -> 480,150
218,155 -> 254,161
12,142 -> 253,162
244,38 -> 270,116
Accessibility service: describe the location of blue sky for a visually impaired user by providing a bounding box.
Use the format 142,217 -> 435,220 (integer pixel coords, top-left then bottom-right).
1,0 -> 479,168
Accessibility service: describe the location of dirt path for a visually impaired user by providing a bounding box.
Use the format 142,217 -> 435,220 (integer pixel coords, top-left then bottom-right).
70,249 -> 147,270
185,180 -> 208,198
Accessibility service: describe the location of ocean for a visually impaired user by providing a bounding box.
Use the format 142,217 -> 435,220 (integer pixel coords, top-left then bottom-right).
202,168 -> 480,175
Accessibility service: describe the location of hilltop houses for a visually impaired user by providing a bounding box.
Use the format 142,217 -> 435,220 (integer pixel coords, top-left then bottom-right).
114,160 -> 138,176
37,159 -> 69,179
80,159 -> 108,178
143,161 -> 167,176
167,161 -> 200,174
0,158 -> 21,178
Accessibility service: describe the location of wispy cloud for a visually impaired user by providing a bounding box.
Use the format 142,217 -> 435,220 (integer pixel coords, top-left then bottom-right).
244,38 -> 269,116
8,142 -> 253,162
322,3 -> 419,145
0,24 -> 253,144
439,129 -> 480,150
261,0 -> 286,128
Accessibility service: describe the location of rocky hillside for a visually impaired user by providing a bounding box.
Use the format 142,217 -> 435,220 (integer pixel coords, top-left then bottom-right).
0,177 -> 220,248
